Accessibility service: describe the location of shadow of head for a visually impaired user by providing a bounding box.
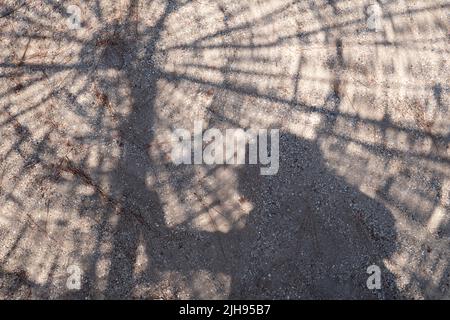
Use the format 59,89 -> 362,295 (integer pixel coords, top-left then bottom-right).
227,131 -> 401,299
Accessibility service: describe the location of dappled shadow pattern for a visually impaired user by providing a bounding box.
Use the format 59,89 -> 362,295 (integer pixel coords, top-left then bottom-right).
0,0 -> 449,299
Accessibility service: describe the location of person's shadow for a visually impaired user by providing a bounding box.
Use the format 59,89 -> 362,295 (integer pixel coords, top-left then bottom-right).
227,132 -> 400,299
101,130 -> 401,299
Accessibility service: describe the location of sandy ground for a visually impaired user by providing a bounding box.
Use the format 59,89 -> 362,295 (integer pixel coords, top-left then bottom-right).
0,0 -> 449,299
